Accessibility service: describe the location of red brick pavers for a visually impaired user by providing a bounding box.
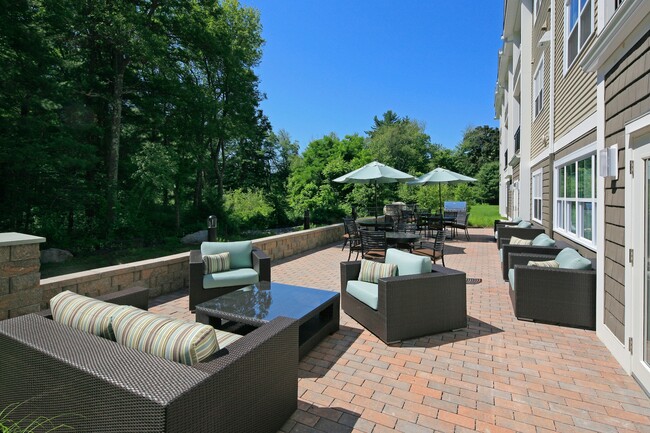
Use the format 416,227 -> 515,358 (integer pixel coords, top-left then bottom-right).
149,228 -> 650,432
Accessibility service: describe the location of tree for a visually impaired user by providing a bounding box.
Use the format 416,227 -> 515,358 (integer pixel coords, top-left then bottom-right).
475,161 -> 500,204
454,125 -> 499,176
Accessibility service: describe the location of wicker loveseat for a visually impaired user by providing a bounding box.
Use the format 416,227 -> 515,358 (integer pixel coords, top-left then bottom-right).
340,249 -> 467,344
189,240 -> 271,310
508,249 -> 596,329
500,232 -> 561,280
0,287 -> 298,433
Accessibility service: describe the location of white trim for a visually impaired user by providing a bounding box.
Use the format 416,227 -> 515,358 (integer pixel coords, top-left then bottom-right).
554,113 -> 598,152
595,70 -> 607,363
581,0 -> 650,73
597,323 -> 630,373
564,0 -> 595,74
533,54 -> 545,120
531,148 -> 551,168
554,141 -> 597,167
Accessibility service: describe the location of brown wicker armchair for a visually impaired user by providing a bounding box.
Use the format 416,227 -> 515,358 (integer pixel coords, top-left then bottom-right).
0,287 -> 298,433
340,261 -> 467,344
189,244 -> 271,310
496,225 -> 545,249
508,252 -> 596,329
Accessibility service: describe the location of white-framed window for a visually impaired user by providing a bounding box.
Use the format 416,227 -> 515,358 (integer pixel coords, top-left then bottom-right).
555,151 -> 597,247
532,169 -> 543,223
533,56 -> 544,119
565,0 -> 593,69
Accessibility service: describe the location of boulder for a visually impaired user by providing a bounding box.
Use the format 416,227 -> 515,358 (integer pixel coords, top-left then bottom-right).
40,248 -> 74,264
181,230 -> 208,245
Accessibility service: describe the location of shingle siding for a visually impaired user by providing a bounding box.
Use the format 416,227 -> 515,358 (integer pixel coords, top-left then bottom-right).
602,29 -> 650,344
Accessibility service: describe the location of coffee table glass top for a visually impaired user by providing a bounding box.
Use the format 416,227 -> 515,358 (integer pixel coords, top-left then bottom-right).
196,282 -> 338,322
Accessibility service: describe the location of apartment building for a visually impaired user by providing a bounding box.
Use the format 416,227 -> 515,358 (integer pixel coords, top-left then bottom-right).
495,0 -> 650,391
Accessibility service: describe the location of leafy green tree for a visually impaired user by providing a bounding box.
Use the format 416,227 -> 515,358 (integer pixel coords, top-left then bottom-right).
475,161 -> 500,204
454,125 -> 499,176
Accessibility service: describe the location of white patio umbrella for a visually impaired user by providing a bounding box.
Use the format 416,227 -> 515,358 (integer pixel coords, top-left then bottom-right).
408,167 -> 477,216
333,161 -> 414,222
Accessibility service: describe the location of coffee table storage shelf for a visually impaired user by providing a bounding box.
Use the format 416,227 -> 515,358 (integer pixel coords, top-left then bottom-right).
196,282 -> 340,359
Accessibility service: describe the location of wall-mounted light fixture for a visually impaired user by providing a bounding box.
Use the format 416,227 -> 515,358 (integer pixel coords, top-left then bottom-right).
599,145 -> 618,179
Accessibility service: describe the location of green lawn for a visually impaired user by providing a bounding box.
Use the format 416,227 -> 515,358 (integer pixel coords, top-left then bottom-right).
468,204 -> 500,227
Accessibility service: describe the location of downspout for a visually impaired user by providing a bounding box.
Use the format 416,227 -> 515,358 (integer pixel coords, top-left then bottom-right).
548,0 -> 555,236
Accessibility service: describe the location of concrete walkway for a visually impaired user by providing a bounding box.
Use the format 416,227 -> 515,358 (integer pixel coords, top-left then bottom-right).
150,228 -> 650,433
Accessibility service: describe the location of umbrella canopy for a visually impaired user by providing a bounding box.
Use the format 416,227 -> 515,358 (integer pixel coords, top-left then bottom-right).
333,161 -> 414,221
408,167 -> 477,215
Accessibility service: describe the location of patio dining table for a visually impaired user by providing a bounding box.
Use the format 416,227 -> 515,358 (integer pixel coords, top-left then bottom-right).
356,216 -> 394,231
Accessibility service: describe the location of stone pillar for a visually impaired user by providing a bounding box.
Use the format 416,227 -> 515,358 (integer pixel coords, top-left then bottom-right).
0,232 -> 46,320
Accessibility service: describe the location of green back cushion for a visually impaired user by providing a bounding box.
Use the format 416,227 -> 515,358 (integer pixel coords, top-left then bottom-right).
50,290 -> 122,340
111,307 -> 219,365
531,233 -> 556,247
516,220 -> 532,228
201,241 -> 252,269
512,217 -> 522,223
554,248 -> 593,270
385,248 -> 432,275
359,259 -> 397,283
203,252 -> 231,274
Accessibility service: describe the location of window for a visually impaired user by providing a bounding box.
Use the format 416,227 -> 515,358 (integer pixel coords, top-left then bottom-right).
533,56 -> 544,118
534,0 -> 543,21
555,153 -> 596,246
565,0 -> 593,68
532,170 -> 543,222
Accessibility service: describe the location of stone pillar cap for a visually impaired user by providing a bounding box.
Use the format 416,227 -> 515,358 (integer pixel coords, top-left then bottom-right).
0,232 -> 46,247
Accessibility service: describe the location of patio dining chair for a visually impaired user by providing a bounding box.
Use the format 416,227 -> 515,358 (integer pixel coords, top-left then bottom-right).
412,229 -> 446,266
360,229 -> 387,261
343,218 -> 362,261
450,211 -> 470,240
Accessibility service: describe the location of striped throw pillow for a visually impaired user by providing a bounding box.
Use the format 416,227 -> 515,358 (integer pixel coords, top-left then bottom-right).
111,308 -> 219,365
510,236 -> 533,245
50,290 -> 122,340
358,259 -> 397,284
527,260 -> 560,268
203,252 -> 230,274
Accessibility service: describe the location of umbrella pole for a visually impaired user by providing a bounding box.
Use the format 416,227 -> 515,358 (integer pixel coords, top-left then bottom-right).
374,182 -> 378,224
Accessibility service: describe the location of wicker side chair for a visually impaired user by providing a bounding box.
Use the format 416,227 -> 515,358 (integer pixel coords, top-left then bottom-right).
360,229 -> 387,261
508,252 -> 596,329
412,229 -> 446,267
340,261 -> 467,344
496,226 -> 545,249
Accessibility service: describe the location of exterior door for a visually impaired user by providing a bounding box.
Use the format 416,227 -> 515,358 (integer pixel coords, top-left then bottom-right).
631,135 -> 650,391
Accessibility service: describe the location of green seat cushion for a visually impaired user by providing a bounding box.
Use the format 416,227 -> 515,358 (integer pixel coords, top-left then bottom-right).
508,268 -> 515,288
50,290 -> 123,340
111,308 -> 219,365
203,268 -> 259,289
201,241 -> 252,269
346,280 -> 379,310
385,248 -> 432,275
531,233 -> 555,247
516,220 -> 532,228
554,248 -> 592,270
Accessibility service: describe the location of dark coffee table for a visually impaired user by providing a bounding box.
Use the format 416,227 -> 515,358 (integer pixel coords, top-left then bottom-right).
195,282 -> 340,359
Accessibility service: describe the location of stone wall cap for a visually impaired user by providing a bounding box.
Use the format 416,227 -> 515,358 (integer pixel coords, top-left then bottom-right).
0,232 -> 46,247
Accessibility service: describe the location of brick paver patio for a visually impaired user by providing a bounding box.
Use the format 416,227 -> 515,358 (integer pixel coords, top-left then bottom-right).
150,228 -> 650,433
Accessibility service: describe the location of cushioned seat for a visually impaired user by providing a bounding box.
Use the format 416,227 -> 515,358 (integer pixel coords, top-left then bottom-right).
508,268 -> 515,287
346,280 -> 379,310
203,268 -> 259,289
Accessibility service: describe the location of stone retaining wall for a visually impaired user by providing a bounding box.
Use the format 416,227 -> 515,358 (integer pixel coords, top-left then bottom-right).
12,223 -> 344,316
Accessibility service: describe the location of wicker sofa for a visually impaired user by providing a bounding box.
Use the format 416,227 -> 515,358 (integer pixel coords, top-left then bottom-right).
340,252 -> 467,344
508,250 -> 596,329
0,287 -> 298,433
189,240 -> 271,310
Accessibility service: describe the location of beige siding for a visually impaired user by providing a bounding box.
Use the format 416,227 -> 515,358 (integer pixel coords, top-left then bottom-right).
602,30 -> 650,343
532,1 -> 551,159
553,0 -> 597,140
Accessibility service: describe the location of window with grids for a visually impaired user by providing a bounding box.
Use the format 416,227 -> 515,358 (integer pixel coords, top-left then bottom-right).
533,56 -> 544,118
566,0 -> 593,69
532,170 -> 543,223
534,0 -> 542,20
555,154 -> 596,245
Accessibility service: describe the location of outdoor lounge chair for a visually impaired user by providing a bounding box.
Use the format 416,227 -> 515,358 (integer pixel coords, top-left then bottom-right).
340,249 -> 466,344
496,223 -> 545,249
189,240 -> 271,310
508,248 -> 596,329
0,287 -> 299,433
500,232 -> 560,280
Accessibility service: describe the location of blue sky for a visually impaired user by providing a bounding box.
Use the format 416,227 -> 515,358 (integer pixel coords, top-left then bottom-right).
239,1 -> 503,151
